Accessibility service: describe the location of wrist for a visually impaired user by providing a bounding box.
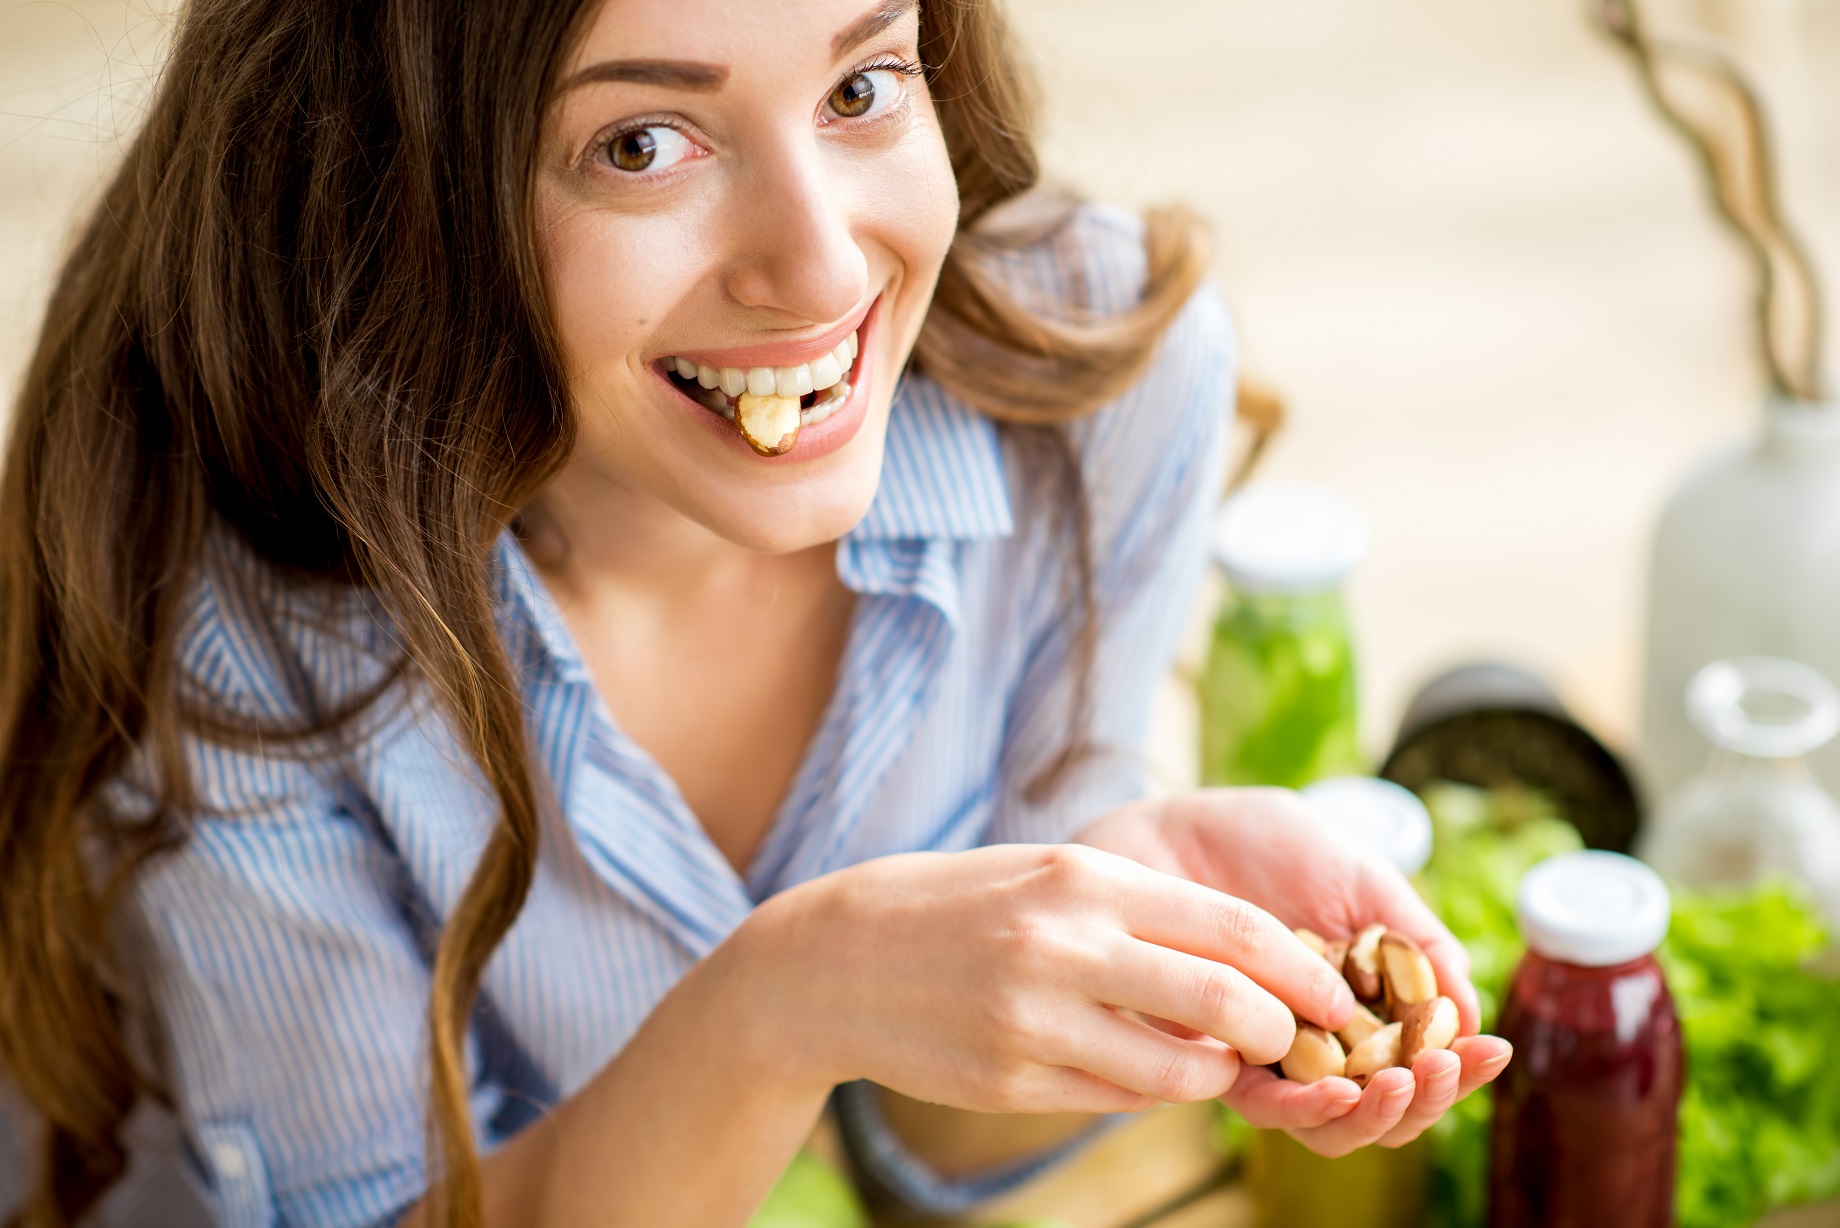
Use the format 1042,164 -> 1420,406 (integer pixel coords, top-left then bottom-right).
713,876 -> 857,1094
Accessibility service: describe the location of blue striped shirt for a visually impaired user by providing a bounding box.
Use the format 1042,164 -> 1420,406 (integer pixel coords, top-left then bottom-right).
0,205 -> 1234,1227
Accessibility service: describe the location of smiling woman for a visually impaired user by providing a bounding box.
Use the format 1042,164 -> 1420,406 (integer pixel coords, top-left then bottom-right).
0,0 -> 1510,1226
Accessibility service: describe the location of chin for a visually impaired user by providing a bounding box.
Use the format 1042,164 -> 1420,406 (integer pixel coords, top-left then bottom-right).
679,427 -> 887,555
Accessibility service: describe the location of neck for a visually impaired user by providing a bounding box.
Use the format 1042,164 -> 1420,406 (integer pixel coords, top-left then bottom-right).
516,455 -> 815,607
518,460 -> 734,599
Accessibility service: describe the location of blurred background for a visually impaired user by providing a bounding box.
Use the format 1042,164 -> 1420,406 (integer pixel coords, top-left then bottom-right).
5,3 -> 1840,1227
5,0 -> 1838,775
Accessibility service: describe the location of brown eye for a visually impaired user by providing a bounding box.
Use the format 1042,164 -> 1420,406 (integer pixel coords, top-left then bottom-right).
829,73 -> 876,118
610,129 -> 656,172
599,126 -> 693,175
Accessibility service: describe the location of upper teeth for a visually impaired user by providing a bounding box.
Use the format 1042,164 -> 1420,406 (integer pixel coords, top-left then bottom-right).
669,330 -> 857,400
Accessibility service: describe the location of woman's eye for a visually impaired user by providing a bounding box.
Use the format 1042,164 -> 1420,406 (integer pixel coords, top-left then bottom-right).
602,125 -> 693,174
826,69 -> 904,121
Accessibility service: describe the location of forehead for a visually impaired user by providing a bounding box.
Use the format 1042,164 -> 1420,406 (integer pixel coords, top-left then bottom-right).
567,0 -> 917,73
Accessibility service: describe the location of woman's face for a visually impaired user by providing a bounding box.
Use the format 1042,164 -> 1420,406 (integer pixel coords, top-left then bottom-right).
536,0 -> 958,553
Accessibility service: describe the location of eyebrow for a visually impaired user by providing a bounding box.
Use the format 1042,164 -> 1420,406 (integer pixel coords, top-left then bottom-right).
832,0 -> 921,58
560,59 -> 729,94
558,0 -> 917,98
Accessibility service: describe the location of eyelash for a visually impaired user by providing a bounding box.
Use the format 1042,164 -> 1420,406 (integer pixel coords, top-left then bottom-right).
856,55 -> 924,82
587,54 -> 926,180
825,56 -> 923,127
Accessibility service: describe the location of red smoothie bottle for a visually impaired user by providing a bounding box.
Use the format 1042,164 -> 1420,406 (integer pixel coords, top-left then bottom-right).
1489,851 -> 1683,1228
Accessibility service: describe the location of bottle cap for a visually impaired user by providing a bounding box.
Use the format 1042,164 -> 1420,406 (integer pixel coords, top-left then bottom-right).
1686,656 -> 1840,760
1516,851 -> 1670,967
1302,776 -> 1434,876
1210,482 -> 1369,594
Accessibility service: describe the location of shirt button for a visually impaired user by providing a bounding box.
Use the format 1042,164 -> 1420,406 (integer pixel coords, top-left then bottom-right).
211,1142 -> 247,1180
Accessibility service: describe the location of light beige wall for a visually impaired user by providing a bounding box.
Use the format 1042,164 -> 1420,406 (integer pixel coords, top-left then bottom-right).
0,0 -> 175,416
1005,0 -> 1840,768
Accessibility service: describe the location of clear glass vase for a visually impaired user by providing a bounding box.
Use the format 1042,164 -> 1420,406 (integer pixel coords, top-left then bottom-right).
1638,656 -> 1840,930
1641,397 -> 1840,802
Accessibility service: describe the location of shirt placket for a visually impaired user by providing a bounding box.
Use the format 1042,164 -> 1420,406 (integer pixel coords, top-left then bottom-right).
745,535 -> 965,897
503,547 -> 756,960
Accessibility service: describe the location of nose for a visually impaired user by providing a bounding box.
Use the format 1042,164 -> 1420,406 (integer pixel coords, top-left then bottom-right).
724,137 -> 869,326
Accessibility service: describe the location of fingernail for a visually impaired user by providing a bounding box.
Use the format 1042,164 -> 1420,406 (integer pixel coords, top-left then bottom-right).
1382,1081 -> 1414,1101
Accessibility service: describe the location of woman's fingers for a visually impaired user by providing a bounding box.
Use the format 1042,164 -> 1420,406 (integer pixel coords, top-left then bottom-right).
1111,865 -> 1355,1032
1249,1034 -> 1514,1157
1025,1063 -> 1181,1116
1372,1048 -> 1462,1147
1096,942 -> 1299,1066
1450,1034 -> 1514,1099
1055,1007 -> 1245,1105
1280,1066 -> 1418,1157
1132,1012 -> 1208,1042
1219,1063 -> 1362,1131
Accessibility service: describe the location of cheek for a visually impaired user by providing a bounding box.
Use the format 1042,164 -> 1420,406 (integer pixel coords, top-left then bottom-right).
852,120 -> 960,295
538,195 -> 701,388
908,124 -> 961,266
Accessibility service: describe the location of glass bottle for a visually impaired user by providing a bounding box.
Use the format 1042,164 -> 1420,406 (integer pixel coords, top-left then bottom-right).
1639,656 -> 1840,931
1200,483 -> 1368,789
1248,777 -> 1436,1228
1642,396 -> 1840,800
1489,852 -> 1682,1228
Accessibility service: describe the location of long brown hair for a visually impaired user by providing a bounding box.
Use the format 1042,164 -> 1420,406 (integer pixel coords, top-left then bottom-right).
0,0 -> 1206,1224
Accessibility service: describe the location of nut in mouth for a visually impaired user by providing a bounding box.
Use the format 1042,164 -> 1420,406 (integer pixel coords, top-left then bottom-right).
661,329 -> 859,456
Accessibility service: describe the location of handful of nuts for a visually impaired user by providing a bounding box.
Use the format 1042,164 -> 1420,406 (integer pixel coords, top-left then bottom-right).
1278,925 -> 1460,1087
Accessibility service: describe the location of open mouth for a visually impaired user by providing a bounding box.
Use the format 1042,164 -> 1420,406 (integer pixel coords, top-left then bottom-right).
658,327 -> 859,454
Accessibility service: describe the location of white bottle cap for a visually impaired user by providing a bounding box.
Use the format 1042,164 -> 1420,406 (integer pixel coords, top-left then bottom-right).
1516,851 -> 1670,967
1686,656 -> 1840,760
1210,482 -> 1369,595
1302,776 -> 1434,876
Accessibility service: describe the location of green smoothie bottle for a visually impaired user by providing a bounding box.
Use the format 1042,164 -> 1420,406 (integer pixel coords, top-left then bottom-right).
1201,482 -> 1368,788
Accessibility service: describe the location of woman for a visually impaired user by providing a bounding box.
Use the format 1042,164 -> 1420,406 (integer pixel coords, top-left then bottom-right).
0,0 -> 1511,1225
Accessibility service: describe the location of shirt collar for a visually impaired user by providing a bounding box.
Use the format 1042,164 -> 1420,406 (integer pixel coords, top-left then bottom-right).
493,534 -> 589,683
847,372 -> 1014,543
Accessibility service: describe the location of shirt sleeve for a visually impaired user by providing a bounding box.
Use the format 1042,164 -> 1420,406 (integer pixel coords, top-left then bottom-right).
112,577 -> 501,1228
838,226 -> 1236,1212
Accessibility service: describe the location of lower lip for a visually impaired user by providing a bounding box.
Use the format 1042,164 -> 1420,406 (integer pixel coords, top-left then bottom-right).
661,300 -> 878,465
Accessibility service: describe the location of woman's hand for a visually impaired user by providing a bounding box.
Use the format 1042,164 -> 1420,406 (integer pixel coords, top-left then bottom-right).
1076,788 -> 1513,1157
733,843 -> 1358,1116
